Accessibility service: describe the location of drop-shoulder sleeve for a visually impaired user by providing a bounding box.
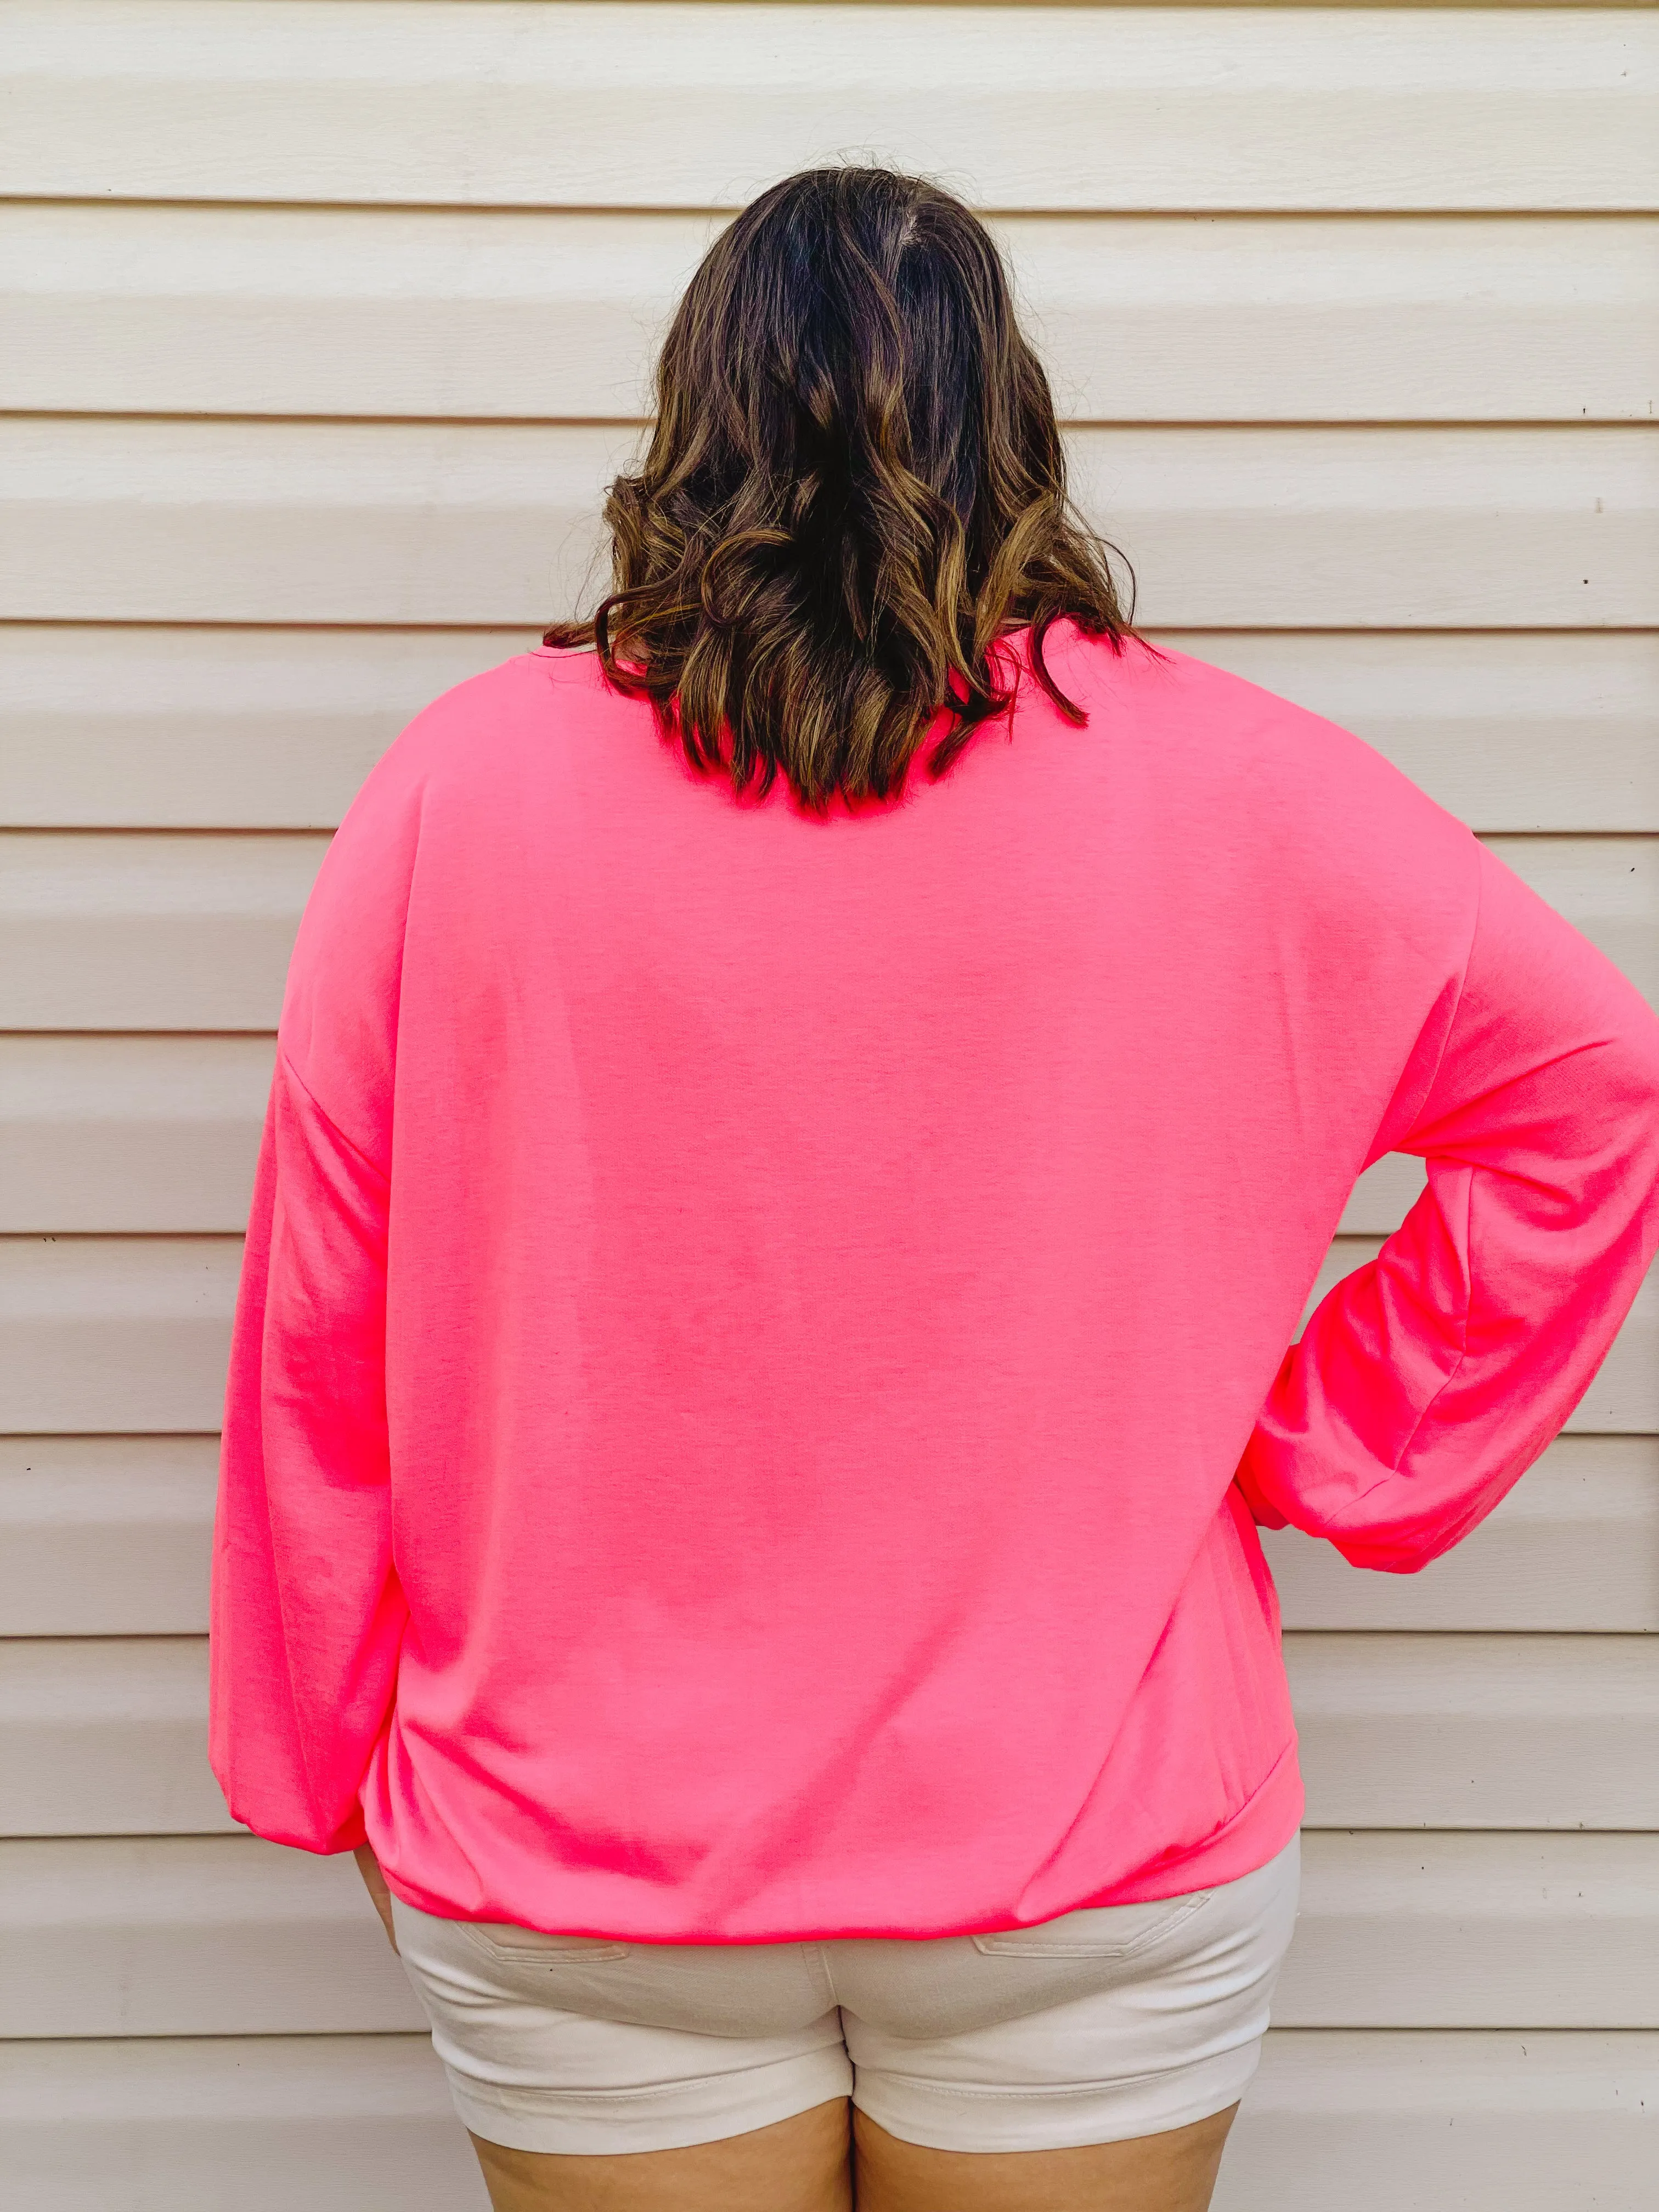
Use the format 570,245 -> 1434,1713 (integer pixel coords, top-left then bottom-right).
208,1047 -> 404,1851
1236,837 -> 1659,1572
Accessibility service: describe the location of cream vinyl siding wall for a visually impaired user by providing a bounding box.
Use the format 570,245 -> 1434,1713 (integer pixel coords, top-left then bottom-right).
1,2 -> 1656,2203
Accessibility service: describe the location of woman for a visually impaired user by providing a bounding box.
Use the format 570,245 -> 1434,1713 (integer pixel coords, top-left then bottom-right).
210,167 -> 1659,2212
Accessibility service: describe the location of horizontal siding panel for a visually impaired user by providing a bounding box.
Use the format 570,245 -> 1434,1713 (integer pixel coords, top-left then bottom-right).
0,1639 -> 228,1838
0,1239 -> 244,1436
0,2033 -> 488,2212
7,1634 -> 1656,1838
1290,1634 -> 1659,1831
0,629 -> 534,836
6,205 -> 1656,423
1281,1831 -> 1659,2030
2,1038 -> 275,1234
2,826 -> 1650,1034
1194,633 -> 1659,838
0,1437 -> 218,1637
4,4 -> 1655,212
5,420 -> 1655,629
1262,1438 -> 1659,1635
0,835 -> 327,1032
0,1836 -> 425,2038
3,2031 -> 1653,2212
5,1829 -> 1657,2039
6,1436 -> 1650,1641
1218,2031 -> 1659,2212
1491,834 -> 1658,1012
7,628 -> 1655,836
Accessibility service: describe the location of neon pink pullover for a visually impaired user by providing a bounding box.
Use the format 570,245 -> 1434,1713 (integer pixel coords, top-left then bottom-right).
210,627 -> 1659,1940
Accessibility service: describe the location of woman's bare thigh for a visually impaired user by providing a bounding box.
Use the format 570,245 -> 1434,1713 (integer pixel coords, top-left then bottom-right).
464,2096 -> 1237,2212
852,2102 -> 1240,2212
466,2097 -> 853,2212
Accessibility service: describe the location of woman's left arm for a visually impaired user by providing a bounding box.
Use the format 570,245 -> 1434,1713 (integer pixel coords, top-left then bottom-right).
354,1843 -> 399,1950
207,1046 -> 408,1854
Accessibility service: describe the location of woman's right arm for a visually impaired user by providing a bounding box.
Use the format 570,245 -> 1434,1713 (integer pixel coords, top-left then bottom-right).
1235,834 -> 1659,1573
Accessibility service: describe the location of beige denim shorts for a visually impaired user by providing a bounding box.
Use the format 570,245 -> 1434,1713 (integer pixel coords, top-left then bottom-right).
391,1832 -> 1300,2157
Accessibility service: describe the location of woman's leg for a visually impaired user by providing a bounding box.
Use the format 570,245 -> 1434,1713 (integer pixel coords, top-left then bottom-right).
466,2096 -> 854,2212
853,2101 -> 1239,2212
464,2093 -> 1234,2212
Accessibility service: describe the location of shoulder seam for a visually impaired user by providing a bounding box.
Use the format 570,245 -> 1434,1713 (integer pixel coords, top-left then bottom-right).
1412,828 -> 1487,1127
275,1044 -> 391,1189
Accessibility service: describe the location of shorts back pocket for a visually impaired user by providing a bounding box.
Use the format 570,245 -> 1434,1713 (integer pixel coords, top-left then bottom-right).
971,1889 -> 1213,1961
459,1921 -> 632,1966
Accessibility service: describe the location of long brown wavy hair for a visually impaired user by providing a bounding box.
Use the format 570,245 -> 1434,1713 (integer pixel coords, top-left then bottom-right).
545,165 -> 1136,812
